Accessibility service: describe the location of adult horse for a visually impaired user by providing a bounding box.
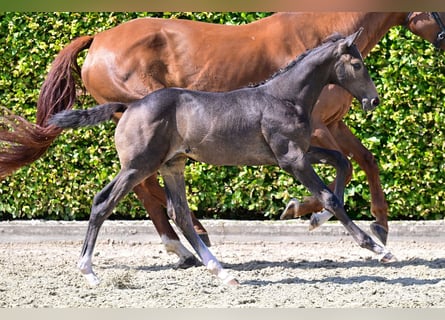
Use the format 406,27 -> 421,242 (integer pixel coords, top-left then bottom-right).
0,12 -> 444,265
49,31 -> 391,285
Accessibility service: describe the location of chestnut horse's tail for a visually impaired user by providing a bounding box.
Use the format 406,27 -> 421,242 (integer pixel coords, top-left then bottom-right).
0,35 -> 94,179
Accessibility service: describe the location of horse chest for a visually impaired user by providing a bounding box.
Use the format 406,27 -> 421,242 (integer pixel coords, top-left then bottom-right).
263,103 -> 312,140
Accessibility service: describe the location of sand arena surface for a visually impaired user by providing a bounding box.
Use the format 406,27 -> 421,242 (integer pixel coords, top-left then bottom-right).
1,232 -> 444,307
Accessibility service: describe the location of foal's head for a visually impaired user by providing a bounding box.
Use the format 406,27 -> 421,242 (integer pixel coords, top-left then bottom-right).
330,28 -> 380,112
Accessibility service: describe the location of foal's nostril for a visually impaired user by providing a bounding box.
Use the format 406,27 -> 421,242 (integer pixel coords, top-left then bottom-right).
371,97 -> 380,107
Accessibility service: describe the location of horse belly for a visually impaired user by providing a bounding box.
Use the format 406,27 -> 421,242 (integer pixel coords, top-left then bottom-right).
186,141 -> 277,166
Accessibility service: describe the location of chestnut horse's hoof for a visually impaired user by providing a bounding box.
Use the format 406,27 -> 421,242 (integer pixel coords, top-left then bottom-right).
280,198 -> 300,220
198,232 -> 211,247
175,256 -> 203,269
370,222 -> 388,245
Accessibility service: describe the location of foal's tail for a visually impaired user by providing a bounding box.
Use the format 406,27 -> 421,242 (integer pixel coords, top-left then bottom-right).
49,103 -> 127,128
0,35 -> 94,179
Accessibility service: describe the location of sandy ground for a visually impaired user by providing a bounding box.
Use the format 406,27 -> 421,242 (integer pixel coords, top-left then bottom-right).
1,235 -> 444,308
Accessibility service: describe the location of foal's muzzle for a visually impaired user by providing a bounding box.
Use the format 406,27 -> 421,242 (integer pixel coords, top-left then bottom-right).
361,97 -> 380,112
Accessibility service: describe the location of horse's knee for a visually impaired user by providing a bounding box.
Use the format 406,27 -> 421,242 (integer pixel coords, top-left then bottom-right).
360,148 -> 380,173
320,191 -> 342,213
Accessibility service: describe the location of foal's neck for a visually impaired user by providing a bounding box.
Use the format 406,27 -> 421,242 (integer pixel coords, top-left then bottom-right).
263,46 -> 335,113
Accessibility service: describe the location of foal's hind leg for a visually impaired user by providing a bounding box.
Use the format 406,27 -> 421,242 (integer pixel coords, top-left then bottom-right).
132,176 -> 202,268
78,167 -> 150,286
160,158 -> 238,285
112,115 -> 210,260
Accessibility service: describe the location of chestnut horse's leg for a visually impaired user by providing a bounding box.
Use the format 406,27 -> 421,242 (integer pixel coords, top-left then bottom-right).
329,120 -> 389,244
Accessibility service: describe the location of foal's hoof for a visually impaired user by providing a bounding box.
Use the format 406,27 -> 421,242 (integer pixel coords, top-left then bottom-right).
198,232 -> 212,247
176,256 -> 203,269
370,222 -> 388,245
226,278 -> 240,286
82,272 -> 101,287
309,213 -> 320,231
379,251 -> 398,264
280,198 -> 300,220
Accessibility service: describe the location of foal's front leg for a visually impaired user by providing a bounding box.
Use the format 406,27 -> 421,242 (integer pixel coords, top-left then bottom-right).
160,158 -> 238,285
291,159 -> 395,262
272,140 -> 396,262
281,146 -> 350,228
306,146 -> 349,230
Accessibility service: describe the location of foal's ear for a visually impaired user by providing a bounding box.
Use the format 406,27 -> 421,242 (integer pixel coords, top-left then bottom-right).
338,27 -> 364,53
346,27 -> 364,47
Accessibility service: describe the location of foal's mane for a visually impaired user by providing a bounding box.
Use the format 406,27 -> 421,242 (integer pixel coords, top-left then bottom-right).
249,32 -> 345,88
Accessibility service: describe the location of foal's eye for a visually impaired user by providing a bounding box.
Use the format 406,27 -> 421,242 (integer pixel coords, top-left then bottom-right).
351,63 -> 362,70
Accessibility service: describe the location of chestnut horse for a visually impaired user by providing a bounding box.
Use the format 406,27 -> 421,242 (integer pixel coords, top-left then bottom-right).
0,12 -> 444,266
49,31 -> 392,285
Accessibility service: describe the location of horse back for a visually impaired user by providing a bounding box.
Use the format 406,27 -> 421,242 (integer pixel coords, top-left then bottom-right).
81,15 -> 298,103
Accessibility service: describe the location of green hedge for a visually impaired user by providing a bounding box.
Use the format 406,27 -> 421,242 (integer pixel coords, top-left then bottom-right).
0,12 -> 444,221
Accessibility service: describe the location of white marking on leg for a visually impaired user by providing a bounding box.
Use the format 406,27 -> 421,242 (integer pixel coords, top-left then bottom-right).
78,255 -> 100,286
378,247 -> 397,263
280,198 -> 300,220
207,260 -> 237,285
161,235 -> 195,262
309,209 -> 333,230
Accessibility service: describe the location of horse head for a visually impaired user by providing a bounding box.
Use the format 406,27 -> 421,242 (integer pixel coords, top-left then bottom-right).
332,28 -> 380,112
406,12 -> 445,50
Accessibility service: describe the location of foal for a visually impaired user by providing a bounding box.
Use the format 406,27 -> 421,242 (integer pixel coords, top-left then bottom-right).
50,30 -> 393,286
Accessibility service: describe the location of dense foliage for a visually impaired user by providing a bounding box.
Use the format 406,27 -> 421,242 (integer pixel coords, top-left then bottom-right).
0,12 -> 444,221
